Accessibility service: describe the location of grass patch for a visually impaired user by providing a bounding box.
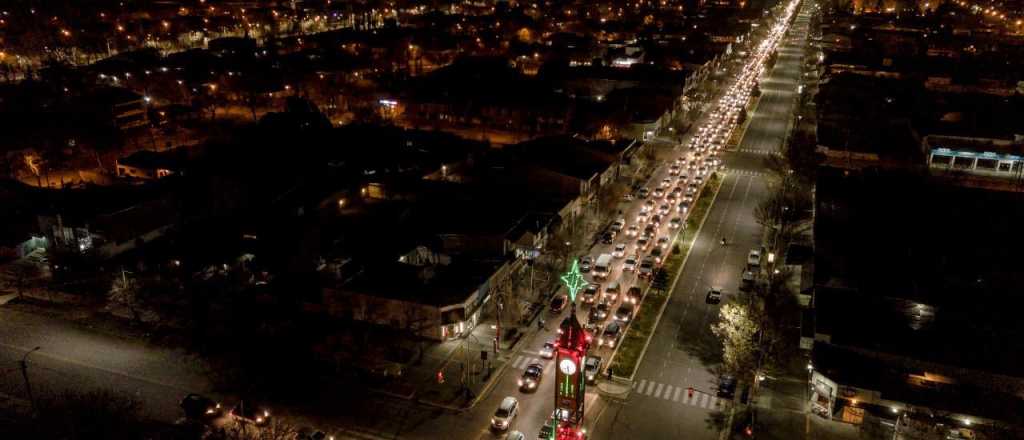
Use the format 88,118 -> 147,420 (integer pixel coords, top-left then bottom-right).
609,173 -> 723,377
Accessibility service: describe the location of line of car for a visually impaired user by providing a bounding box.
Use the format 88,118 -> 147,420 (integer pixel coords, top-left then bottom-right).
178,394 -> 333,440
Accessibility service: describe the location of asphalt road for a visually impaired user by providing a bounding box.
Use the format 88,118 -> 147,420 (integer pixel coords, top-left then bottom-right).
587,2 -> 812,439
0,4 -> 813,440
0,308 -> 211,421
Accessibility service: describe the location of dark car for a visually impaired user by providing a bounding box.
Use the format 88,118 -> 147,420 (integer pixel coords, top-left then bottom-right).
296,427 -> 333,440
717,375 -> 738,399
614,303 -> 635,322
550,294 -> 568,313
584,356 -> 603,383
626,286 -> 643,304
579,256 -> 592,273
229,400 -> 271,426
582,283 -> 600,304
519,363 -> 544,392
589,301 -> 610,323
598,322 -> 623,348
706,288 -> 722,305
601,231 -> 616,244
180,393 -> 221,420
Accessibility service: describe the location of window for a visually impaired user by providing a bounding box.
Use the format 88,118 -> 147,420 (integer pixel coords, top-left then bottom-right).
929,155 -> 952,166
998,162 -> 1012,172
975,158 -> 997,170
952,156 -> 974,169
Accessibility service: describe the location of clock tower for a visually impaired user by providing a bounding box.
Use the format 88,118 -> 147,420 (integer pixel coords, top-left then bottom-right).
552,260 -> 589,439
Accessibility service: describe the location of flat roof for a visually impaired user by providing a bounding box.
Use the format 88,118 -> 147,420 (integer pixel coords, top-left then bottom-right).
814,169 -> 1024,376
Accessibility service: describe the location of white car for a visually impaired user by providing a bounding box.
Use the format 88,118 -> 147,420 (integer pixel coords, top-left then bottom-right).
623,255 -> 638,272
491,397 -> 518,431
747,249 -> 762,267
612,243 -> 627,258
539,341 -> 556,359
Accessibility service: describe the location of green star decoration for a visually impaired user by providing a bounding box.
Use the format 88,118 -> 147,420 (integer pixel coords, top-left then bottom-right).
560,259 -> 587,303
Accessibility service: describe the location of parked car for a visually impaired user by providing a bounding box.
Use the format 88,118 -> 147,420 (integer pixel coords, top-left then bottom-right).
519,363 -> 544,392
747,249 -> 762,268
584,356 -> 603,383
598,322 -> 623,347
491,397 -> 519,431
229,400 -> 271,426
636,210 -> 650,224
706,288 -> 722,304
677,202 -> 690,214
638,187 -> 650,199
582,283 -> 599,304
636,236 -> 651,252
539,341 -> 556,359
669,217 -> 682,229
601,231 -> 615,244
180,393 -> 221,420
579,256 -> 592,273
626,225 -> 639,237
614,303 -> 635,322
550,294 -> 568,313
717,375 -> 738,399
295,427 -> 333,440
653,188 -> 665,199
506,431 -> 526,440
658,204 -> 671,216
741,270 -> 756,289
611,218 -> 626,232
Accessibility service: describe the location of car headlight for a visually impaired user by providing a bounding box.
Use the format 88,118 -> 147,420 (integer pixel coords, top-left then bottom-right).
256,416 -> 264,423
518,379 -> 524,386
206,408 -> 215,414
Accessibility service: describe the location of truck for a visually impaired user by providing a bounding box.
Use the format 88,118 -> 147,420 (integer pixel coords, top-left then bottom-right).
593,253 -> 613,279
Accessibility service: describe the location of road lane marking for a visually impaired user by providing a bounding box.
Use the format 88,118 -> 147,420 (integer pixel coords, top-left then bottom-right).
654,383 -> 664,398
644,380 -> 656,395
700,394 -> 710,408
635,379 -> 646,390
673,387 -> 682,401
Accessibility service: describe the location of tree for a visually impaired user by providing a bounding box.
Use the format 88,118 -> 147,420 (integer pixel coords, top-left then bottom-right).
213,419 -> 298,440
711,300 -> 762,379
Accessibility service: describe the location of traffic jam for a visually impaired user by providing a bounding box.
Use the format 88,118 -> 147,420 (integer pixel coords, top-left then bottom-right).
512,0 -> 802,428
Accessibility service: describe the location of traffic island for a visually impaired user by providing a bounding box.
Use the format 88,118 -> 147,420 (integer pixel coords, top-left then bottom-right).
607,173 -> 723,379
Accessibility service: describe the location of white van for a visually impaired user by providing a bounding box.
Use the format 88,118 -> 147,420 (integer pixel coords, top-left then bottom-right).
594,253 -> 613,279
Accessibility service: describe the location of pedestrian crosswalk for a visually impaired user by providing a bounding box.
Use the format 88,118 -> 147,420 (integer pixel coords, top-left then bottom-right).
510,355 -> 545,369
632,379 -> 726,409
734,148 -> 781,155
724,169 -> 767,177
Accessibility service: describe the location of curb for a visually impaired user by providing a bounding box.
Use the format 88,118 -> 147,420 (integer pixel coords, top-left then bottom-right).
621,176 -> 724,382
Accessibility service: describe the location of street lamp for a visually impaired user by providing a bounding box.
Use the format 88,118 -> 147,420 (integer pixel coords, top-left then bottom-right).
21,346 -> 41,413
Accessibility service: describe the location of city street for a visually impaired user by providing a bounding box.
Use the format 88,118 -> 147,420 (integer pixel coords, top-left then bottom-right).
0,2 -> 812,439
0,308 -> 211,421
588,1 -> 813,439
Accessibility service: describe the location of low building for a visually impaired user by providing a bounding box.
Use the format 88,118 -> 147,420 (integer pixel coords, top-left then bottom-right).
809,169 -> 1024,436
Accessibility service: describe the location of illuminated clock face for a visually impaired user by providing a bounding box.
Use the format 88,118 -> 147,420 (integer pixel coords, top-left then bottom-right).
559,358 -> 578,375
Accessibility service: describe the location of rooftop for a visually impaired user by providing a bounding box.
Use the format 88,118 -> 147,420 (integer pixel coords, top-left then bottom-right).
814,168 -> 1024,376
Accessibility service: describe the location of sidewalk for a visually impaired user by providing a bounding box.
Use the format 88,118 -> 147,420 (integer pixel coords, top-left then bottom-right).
370,310 -> 535,410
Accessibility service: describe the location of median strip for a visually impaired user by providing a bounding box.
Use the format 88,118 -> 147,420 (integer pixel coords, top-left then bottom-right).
608,173 -> 723,379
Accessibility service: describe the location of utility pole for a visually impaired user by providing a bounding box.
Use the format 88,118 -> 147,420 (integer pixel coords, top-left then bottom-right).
20,346 -> 41,414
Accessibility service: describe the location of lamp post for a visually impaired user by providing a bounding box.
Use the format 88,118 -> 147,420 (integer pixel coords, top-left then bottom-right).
21,346 -> 41,414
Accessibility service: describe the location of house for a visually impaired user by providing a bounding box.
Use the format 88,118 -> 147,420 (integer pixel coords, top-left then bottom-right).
807,169 -> 1024,435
